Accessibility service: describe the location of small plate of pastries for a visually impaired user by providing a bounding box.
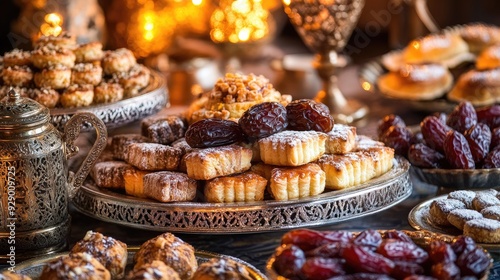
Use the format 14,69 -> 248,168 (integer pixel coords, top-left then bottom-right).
409,189 -> 500,251
266,228 -> 492,280
72,73 -> 412,233
0,32 -> 168,130
360,22 -> 500,113
6,231 -> 266,280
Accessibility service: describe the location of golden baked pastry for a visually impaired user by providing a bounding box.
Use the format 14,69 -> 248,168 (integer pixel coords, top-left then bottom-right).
145,115 -> 188,145
3,48 -> 31,67
34,64 -> 71,89
123,168 -> 151,198
377,63 -> 453,100
186,73 -> 291,123
204,171 -> 267,203
171,138 -> 196,173
134,232 -> 198,280
126,260 -> 181,280
402,33 -> 473,67
472,192 -> 500,211
70,231 -> 128,279
463,218 -> 500,243
458,23 -> 500,54
481,205 -> 500,221
354,135 -> 385,150
249,162 -> 275,181
447,209 -> 483,230
0,271 -> 32,280
143,171 -> 198,202
110,134 -> 150,161
40,252 -> 111,280
429,198 -> 466,226
325,124 -> 357,154
258,130 -> 326,167
31,44 -> 76,69
102,48 -> 136,74
476,44 -> 500,70
2,65 -> 33,87
268,163 -> 326,201
316,146 -> 394,190
124,143 -> 183,171
447,190 -> 477,209
113,64 -> 150,97
191,257 -> 253,280
94,82 -> 124,104
448,68 -> 500,106
91,160 -> 134,189
28,87 -> 60,108
74,42 -> 104,64
60,84 -> 94,108
71,63 -> 103,85
184,144 -> 252,180
33,32 -> 77,50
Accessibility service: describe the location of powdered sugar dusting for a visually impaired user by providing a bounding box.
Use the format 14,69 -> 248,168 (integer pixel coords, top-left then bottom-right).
466,218 -> 500,231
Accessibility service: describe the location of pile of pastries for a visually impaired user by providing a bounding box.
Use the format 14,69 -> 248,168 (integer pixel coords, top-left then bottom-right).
430,189 -> 500,244
91,73 -> 395,204
378,23 -> 500,106
0,32 -> 150,108
1,231 -> 254,280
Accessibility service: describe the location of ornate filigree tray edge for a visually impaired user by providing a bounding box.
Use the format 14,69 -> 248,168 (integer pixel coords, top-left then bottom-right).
72,156 -> 413,234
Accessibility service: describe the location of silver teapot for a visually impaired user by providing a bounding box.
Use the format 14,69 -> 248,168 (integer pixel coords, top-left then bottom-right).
0,89 -> 107,260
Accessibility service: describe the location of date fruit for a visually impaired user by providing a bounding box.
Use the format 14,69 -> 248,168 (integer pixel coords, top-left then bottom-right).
483,148 -> 500,168
429,241 -> 456,263
185,118 -> 244,148
376,239 -> 429,264
273,244 -> 306,279
286,99 -> 334,132
408,143 -> 445,168
379,125 -> 413,156
377,114 -> 406,138
420,116 -> 451,153
341,244 -> 395,274
476,104 -> 500,129
238,102 -> 288,139
301,257 -> 346,279
443,130 -> 475,169
464,123 -> 491,164
446,101 -> 477,133
282,229 -> 353,251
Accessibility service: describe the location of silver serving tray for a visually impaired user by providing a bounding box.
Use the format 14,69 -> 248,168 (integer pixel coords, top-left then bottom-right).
10,247 -> 267,280
409,193 -> 500,251
72,156 -> 412,234
49,70 -> 168,131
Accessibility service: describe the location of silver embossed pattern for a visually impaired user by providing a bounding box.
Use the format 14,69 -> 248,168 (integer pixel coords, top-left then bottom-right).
72,156 -> 412,234
50,70 -> 168,131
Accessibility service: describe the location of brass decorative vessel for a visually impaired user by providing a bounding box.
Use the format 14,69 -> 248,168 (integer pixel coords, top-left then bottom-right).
283,0 -> 368,123
0,89 -> 107,261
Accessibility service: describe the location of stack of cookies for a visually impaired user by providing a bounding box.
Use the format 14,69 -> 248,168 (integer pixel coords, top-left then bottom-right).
0,32 -> 150,108
91,73 -> 395,204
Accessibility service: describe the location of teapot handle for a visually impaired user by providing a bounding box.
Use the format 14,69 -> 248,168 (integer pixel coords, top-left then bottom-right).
63,112 -> 108,198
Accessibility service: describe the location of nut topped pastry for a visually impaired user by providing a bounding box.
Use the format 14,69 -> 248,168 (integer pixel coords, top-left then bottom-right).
3,48 -> 31,67
191,257 -> 253,280
134,232 -> 198,280
40,252 -> 111,280
0,271 -> 32,280
126,260 -> 181,280
70,231 -> 128,279
33,32 -> 77,50
187,72 -> 291,123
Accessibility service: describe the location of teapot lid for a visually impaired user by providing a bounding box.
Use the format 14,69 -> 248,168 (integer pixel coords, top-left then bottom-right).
0,88 -> 50,129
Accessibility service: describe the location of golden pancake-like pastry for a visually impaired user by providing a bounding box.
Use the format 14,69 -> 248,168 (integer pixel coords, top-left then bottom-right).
458,23 -> 500,54
377,63 -> 453,100
476,44 -> 500,70
448,68 -> 500,106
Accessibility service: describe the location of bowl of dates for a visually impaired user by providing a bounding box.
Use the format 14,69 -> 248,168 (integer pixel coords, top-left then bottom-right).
377,102 -> 500,188
266,228 -> 492,280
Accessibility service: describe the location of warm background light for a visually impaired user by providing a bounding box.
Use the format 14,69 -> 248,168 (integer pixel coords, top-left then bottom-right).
210,0 -> 274,44
40,12 -> 63,36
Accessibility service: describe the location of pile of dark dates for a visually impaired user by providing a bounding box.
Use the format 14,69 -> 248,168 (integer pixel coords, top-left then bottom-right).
271,228 -> 491,280
377,102 -> 500,169
185,99 -> 334,148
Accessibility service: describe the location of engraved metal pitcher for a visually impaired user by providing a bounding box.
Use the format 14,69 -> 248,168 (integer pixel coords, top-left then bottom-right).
0,89 -> 107,260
